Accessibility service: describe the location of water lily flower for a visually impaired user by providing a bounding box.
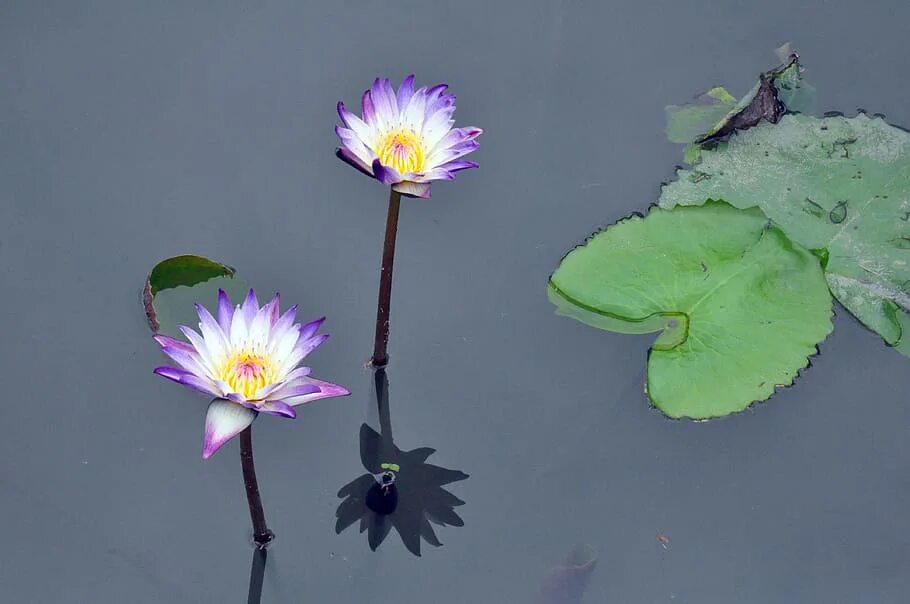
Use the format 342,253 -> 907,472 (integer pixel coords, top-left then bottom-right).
153,289 -> 349,459
335,75 -> 483,199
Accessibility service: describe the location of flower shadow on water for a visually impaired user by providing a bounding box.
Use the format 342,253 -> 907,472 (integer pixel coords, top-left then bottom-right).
335,368 -> 469,556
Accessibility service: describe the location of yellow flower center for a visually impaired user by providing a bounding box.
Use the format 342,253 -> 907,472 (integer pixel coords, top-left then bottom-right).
375,128 -> 425,174
219,351 -> 279,400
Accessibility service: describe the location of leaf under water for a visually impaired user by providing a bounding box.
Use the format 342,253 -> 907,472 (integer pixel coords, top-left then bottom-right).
143,254 -> 247,337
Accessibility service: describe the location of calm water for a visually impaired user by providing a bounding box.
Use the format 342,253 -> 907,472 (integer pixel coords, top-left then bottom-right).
3,1 -> 910,602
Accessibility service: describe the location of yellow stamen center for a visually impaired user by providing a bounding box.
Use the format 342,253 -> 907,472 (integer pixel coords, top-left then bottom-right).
375,128 -> 425,174
219,351 -> 278,400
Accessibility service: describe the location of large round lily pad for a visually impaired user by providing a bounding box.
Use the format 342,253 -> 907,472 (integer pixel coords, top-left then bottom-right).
659,113 -> 910,355
549,202 -> 833,419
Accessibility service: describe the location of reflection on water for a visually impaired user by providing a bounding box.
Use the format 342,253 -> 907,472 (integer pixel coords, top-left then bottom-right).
335,369 -> 469,556
246,548 -> 267,604
535,545 -> 598,604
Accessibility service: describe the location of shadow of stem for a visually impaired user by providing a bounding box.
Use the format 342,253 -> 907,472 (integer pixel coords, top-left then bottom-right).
246,548 -> 267,604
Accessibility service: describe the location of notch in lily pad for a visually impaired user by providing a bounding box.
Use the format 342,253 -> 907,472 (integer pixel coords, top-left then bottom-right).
143,254 -> 248,337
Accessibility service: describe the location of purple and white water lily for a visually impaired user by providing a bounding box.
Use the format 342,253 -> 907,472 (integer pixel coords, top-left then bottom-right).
153,289 -> 349,459
335,75 -> 483,198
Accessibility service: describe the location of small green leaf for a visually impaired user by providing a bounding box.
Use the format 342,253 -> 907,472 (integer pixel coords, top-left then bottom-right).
549,202 -> 833,419
659,113 -> 910,355
143,255 -> 247,337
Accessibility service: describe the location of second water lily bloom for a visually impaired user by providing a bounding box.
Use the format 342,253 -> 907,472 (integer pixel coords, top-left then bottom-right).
153,289 -> 349,458
335,75 -> 483,198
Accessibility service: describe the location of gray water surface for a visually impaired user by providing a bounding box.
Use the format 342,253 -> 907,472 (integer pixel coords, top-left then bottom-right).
3,1 -> 910,602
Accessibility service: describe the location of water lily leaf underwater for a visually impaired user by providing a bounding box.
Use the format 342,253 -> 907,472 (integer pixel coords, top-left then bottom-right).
143,254 -> 248,337
549,202 -> 833,419
665,86 -> 737,144
665,53 -> 815,163
535,545 -> 598,604
659,113 -> 910,356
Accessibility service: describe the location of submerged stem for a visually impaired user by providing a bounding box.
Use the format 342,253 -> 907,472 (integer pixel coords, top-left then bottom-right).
239,426 -> 274,549
371,188 -> 402,367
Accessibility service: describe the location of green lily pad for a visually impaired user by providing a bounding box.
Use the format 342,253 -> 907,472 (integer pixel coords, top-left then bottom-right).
143,254 -> 247,337
549,202 -> 833,419
659,113 -> 910,354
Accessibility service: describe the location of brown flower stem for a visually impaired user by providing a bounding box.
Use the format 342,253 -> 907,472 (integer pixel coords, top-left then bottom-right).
371,187 -> 402,367
239,426 -> 274,549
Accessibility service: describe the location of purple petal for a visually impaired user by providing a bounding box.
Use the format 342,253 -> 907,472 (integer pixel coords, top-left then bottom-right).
417,167 -> 456,182
336,100 -> 352,127
371,78 -> 397,126
268,383 -> 321,400
299,317 -> 326,341
335,111 -> 375,149
425,83 -> 449,105
285,378 -> 351,407
217,289 -> 234,332
265,293 -> 280,325
229,303 -> 248,346
425,98 -> 456,123
294,332 -> 330,359
428,140 -> 480,166
384,78 -> 400,112
203,399 -> 257,459
393,181 -> 432,198
336,147 -> 375,177
270,324 -> 301,363
333,125 -> 355,143
195,303 -> 229,352
272,304 -> 298,336
270,316 -> 301,360
430,127 -> 483,154
154,366 -> 221,398
248,301 -> 274,344
279,333 -> 328,374
401,86 -> 429,129
154,334 -> 194,354
178,325 -> 217,370
440,160 -> 479,172
361,88 -> 376,124
158,344 -> 210,378
241,288 -> 259,328
372,159 -> 402,185
422,112 -> 455,148
397,74 -> 416,110
336,128 -> 377,169
258,400 -> 298,418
